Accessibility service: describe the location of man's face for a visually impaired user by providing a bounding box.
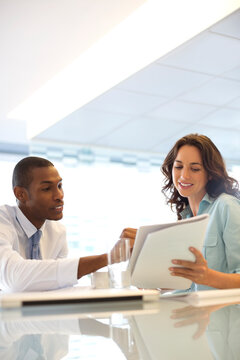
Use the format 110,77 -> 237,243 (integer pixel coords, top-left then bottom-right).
21,166 -> 64,228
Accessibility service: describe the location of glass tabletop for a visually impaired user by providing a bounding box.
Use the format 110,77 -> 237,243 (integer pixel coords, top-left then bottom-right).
0,297 -> 239,359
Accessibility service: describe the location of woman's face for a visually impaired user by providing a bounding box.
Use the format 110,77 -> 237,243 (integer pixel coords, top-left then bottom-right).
172,145 -> 208,204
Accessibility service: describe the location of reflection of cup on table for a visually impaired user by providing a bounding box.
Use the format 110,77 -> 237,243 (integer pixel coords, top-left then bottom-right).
108,238 -> 131,289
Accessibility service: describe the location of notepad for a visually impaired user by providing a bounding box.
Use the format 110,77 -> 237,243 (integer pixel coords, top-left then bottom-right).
130,214 -> 209,290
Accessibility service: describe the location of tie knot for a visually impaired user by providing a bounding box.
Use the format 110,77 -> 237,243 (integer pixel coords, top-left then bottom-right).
31,230 -> 41,244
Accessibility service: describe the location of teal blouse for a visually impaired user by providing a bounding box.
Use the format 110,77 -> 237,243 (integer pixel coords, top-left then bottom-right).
181,193 -> 240,291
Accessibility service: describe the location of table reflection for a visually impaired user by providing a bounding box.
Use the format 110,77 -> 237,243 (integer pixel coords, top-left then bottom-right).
170,301 -> 240,360
0,299 -> 239,359
207,304 -> 240,360
0,309 -> 140,359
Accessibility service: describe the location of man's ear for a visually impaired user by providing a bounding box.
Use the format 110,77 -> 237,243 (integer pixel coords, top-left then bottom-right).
13,186 -> 28,203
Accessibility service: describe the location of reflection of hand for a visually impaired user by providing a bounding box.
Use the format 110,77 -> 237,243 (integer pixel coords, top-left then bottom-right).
171,305 -> 211,339
169,247 -> 210,285
171,303 -> 228,339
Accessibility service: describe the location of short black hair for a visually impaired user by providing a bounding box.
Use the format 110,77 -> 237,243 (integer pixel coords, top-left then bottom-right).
12,156 -> 54,189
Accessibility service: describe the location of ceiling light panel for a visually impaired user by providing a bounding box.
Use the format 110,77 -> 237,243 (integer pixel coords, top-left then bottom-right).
210,9 -> 240,39
159,31 -> 240,75
179,77 -> 240,106
199,108 -> 240,128
227,96 -> 240,108
96,117 -> 189,151
117,64 -> 211,97
37,108 -> 133,143
222,66 -> 240,81
148,100 -> 216,122
84,89 -> 168,116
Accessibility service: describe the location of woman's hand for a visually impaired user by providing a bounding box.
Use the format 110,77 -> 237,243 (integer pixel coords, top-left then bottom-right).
169,247 -> 210,286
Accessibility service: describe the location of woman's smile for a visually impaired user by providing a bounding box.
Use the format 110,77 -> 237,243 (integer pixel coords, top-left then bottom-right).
178,181 -> 193,189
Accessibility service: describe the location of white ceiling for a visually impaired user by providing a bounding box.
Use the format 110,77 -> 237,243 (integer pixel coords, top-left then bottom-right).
1,2 -> 240,163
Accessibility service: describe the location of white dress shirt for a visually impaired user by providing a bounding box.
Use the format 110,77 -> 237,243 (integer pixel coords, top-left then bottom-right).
0,205 -> 79,292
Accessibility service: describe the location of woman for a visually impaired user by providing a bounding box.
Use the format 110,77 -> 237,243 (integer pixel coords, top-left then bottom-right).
123,134 -> 240,291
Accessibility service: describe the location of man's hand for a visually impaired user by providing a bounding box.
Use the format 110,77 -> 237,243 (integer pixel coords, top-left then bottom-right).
109,238 -> 130,264
120,228 -> 137,252
169,247 -> 210,286
78,228 -> 137,279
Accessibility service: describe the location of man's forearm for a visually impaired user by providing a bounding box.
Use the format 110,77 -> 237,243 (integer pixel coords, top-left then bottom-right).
77,254 -> 108,279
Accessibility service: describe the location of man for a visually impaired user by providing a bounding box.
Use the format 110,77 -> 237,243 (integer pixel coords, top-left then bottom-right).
0,156 -> 133,292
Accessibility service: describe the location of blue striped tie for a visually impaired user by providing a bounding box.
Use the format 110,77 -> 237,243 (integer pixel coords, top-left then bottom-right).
29,230 -> 42,259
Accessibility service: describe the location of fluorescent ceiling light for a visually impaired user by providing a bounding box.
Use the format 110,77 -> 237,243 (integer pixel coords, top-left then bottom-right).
8,0 -> 240,138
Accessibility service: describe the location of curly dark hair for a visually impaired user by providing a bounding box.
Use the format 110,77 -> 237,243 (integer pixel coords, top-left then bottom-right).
161,134 -> 239,219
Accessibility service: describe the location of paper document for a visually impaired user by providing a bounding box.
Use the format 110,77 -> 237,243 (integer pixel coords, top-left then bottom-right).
130,214 -> 209,290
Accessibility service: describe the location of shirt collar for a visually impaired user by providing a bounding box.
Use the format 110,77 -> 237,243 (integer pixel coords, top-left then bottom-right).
201,193 -> 214,204
16,207 -> 45,238
180,192 -> 214,218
